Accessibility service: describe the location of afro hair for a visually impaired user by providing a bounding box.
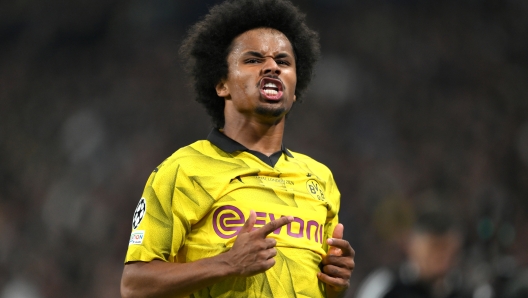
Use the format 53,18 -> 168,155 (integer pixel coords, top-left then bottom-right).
180,0 -> 320,128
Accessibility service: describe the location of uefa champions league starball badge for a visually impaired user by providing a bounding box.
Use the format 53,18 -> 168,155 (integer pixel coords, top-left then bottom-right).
132,197 -> 146,229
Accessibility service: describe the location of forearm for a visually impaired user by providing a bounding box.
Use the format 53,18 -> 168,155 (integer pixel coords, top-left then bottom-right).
121,213 -> 293,297
121,255 -> 234,298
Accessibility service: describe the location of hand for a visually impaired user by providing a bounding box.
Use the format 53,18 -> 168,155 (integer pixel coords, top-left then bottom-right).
225,210 -> 293,277
318,223 -> 355,297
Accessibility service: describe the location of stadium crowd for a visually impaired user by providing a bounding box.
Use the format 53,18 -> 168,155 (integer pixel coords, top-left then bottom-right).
1,0 -> 527,297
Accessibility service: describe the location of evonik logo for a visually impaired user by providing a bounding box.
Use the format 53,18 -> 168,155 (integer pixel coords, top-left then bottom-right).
212,205 -> 324,244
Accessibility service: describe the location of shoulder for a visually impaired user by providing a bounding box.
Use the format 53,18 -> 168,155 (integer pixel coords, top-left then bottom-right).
154,140 -> 216,170
153,140 -> 245,178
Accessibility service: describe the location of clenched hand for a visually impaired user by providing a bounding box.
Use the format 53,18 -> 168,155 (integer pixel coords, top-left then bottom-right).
224,210 -> 293,277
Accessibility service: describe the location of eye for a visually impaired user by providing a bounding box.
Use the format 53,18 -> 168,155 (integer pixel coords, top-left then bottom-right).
245,58 -> 260,64
276,60 -> 290,66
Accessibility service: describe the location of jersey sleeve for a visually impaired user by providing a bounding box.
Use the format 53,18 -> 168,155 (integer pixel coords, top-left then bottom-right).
125,161 -> 188,263
125,156 -> 218,264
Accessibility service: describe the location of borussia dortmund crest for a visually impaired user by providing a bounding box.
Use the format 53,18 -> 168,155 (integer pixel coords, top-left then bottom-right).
306,179 -> 326,201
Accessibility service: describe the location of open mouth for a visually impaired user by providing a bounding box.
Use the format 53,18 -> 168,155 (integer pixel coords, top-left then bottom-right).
259,77 -> 284,100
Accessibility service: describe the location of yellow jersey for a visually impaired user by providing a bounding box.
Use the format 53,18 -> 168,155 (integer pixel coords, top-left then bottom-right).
125,129 -> 341,297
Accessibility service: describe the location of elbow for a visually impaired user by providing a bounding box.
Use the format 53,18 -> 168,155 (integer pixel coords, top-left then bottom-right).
121,279 -> 138,298
120,278 -> 131,298
120,268 -> 135,298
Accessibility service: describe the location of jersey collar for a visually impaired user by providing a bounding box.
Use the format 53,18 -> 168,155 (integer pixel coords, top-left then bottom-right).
207,129 -> 293,162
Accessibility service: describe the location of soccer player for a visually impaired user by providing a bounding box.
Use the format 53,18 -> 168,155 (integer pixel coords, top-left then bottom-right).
120,0 -> 355,297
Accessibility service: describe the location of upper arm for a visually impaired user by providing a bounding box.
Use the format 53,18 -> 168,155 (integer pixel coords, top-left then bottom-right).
124,159 -> 217,264
124,163 -> 184,263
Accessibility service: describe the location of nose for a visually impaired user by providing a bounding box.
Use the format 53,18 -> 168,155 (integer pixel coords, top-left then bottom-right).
261,58 -> 281,76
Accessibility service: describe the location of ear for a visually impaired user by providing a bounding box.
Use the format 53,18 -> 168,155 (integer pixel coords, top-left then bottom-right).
215,80 -> 229,98
293,94 -> 297,102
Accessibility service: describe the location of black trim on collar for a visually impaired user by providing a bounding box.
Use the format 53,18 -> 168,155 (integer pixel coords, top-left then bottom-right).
207,129 -> 293,166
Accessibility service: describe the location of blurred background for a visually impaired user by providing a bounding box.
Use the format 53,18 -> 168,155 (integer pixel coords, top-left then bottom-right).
1,0 -> 527,297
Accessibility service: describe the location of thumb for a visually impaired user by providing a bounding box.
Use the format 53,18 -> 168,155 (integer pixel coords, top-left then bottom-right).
328,223 -> 344,255
238,210 -> 256,234
332,223 -> 344,239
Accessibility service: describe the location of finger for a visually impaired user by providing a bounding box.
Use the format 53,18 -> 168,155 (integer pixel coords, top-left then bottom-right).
328,223 -> 344,255
238,210 -> 256,234
246,256 -> 277,274
265,237 -> 277,248
332,223 -> 344,239
262,257 -> 276,270
257,215 -> 293,237
317,272 -> 350,290
322,255 -> 355,270
321,264 -> 353,280
266,247 -> 277,259
327,239 -> 355,257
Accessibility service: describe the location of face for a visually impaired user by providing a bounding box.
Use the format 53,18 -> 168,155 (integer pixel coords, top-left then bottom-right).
216,28 -> 297,125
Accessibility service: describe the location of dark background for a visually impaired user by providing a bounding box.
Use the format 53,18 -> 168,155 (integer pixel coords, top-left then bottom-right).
1,0 -> 527,297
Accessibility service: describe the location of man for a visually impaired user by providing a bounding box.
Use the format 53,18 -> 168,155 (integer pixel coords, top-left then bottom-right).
356,210 -> 466,298
120,0 -> 354,297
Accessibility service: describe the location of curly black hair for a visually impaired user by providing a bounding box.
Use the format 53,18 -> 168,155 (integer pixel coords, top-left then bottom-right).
180,0 -> 320,128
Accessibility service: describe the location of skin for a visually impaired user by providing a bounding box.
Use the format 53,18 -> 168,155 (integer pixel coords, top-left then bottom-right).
218,30 -> 355,294
215,28 -> 297,155
121,212 -> 294,298
121,27 -> 355,298
321,223 -> 356,298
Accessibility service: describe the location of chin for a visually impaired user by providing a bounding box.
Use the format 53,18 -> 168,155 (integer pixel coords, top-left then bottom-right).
255,106 -> 286,118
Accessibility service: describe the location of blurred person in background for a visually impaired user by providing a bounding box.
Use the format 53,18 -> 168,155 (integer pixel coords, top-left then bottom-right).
120,0 -> 354,297
355,210 -> 468,298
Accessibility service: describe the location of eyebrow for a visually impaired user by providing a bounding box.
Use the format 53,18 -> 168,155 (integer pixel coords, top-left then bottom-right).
243,51 -> 292,59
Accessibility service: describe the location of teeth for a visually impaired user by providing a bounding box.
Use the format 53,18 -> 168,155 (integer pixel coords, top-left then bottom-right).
264,89 -> 278,96
264,82 -> 278,88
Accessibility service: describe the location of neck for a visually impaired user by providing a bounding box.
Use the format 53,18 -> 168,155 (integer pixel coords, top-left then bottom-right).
222,119 -> 285,156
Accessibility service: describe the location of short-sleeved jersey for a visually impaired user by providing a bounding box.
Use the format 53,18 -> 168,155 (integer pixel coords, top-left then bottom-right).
125,129 -> 341,298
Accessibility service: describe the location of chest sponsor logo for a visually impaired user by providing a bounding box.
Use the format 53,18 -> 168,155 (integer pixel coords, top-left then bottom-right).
306,179 -> 325,201
212,205 -> 324,244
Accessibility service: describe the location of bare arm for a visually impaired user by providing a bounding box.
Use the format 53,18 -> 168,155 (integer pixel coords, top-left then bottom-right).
121,258 -> 230,298
121,211 -> 293,298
